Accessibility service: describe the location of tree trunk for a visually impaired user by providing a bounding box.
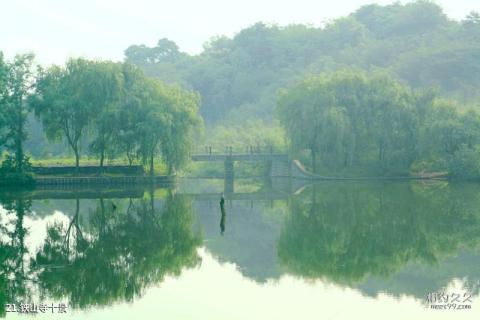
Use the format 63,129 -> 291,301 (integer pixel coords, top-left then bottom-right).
15,136 -> 24,173
311,149 -> 317,173
150,187 -> 155,212
15,200 -> 26,254
378,140 -> 386,169
74,148 -> 80,176
100,198 -> 105,237
15,103 -> 24,173
150,152 -> 154,177
99,150 -> 105,175
128,153 -> 133,167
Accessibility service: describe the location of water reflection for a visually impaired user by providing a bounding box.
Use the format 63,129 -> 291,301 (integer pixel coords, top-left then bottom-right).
0,198 -> 31,317
0,191 -> 202,313
220,194 -> 226,235
1,181 -> 480,317
278,182 -> 480,297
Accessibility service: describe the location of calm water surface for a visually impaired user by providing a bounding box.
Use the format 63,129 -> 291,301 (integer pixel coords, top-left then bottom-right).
1,179 -> 480,319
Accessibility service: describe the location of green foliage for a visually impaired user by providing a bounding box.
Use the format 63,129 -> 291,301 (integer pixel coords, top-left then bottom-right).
125,1 -> 480,125
134,77 -> 202,174
121,1 -> 480,179
0,52 -> 7,147
448,145 -> 480,179
204,119 -> 285,151
3,1 -> 480,180
353,1 -> 449,39
30,59 -> 202,175
86,61 -> 125,168
30,59 -> 106,171
277,71 -> 428,174
0,53 -> 35,174
0,154 -> 32,174
125,38 -> 186,65
151,81 -> 202,174
419,100 -> 480,178
277,70 -> 480,178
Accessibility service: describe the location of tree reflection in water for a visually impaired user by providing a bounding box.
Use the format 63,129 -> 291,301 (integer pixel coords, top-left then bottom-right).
1,192 -> 202,311
0,198 -> 31,317
2,181 -> 480,313
278,182 -> 480,290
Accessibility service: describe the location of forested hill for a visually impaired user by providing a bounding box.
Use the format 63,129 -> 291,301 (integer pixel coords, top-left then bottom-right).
124,1 -> 480,125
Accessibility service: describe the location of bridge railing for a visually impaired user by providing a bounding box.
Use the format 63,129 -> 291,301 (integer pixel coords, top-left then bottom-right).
191,145 -> 287,156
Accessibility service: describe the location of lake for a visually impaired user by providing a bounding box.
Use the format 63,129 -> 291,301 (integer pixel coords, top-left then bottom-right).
1,178 -> 479,319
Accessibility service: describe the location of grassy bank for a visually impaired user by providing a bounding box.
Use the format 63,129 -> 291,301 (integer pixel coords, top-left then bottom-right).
30,157 -> 168,176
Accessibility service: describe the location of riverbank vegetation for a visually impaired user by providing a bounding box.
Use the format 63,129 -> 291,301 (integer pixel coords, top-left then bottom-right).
2,1 -> 480,180
1,54 -> 202,182
122,1 -> 480,179
30,59 -> 201,175
0,53 -> 35,184
277,71 -> 480,178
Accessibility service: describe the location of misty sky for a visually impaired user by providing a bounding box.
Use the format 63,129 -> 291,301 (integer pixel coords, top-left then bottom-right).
1,0 -> 478,65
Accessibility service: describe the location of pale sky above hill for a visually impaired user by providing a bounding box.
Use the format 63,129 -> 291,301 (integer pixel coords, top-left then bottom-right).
1,0 -> 478,65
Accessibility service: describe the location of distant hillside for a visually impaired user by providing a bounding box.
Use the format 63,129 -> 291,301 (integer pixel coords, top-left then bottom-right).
125,1 -> 480,125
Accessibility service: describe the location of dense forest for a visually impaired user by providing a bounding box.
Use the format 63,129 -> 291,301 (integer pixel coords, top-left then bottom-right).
125,1 -> 480,123
1,1 -> 480,178
123,1 -> 480,177
278,71 -> 480,176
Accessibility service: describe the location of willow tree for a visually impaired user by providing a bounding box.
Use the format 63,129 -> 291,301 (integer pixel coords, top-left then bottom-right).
277,71 -> 429,174
115,64 -> 145,166
158,84 -> 202,174
30,59 -> 123,173
276,74 -> 347,173
136,78 -> 201,175
31,59 -> 201,174
87,62 -> 124,170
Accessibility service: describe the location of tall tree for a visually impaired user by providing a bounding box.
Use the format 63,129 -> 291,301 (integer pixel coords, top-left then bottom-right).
88,62 -> 124,171
0,52 -> 7,145
112,63 -> 145,166
31,59 -> 114,173
159,84 -> 202,174
136,78 -> 201,175
0,53 -> 35,172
